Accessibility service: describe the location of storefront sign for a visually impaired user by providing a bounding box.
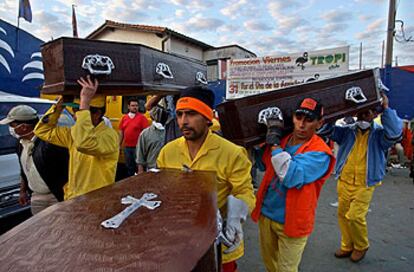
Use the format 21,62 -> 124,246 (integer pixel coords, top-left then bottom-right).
226,46 -> 349,99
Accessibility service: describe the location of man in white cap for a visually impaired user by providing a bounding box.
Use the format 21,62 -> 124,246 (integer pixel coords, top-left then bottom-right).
34,76 -> 119,200
0,105 -> 69,214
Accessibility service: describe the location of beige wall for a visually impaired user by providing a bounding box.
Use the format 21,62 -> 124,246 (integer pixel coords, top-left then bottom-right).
93,29 -> 163,50
91,29 -> 204,62
204,47 -> 256,62
90,28 -> 253,81
169,37 -> 204,61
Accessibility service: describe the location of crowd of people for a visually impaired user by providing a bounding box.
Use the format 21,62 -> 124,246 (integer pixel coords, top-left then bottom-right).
1,75 -> 407,272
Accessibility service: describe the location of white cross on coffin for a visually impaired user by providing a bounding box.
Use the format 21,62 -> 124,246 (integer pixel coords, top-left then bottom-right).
101,193 -> 162,229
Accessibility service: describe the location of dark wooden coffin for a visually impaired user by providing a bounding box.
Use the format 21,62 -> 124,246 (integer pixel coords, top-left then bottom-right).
216,69 -> 382,147
41,37 -> 208,96
0,170 -> 218,272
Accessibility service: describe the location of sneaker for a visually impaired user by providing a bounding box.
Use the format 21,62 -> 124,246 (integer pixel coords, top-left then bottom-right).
330,201 -> 339,207
391,163 -> 403,169
350,248 -> 368,262
334,249 -> 352,258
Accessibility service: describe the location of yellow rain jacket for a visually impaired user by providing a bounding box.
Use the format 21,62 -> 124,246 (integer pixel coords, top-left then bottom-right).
339,130 -> 370,186
157,130 -> 255,263
34,105 -> 119,200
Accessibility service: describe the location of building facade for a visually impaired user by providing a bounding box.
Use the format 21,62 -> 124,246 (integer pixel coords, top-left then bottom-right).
86,20 -> 256,81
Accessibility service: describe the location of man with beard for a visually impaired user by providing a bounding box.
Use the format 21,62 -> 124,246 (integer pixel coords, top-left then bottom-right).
119,98 -> 149,176
330,93 -> 402,262
156,86 -> 255,272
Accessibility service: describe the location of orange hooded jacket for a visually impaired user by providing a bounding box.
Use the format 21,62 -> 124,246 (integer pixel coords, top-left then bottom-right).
252,134 -> 336,237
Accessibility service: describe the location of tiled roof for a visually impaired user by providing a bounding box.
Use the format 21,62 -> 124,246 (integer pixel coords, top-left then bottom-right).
105,20 -> 167,34
86,20 -> 213,49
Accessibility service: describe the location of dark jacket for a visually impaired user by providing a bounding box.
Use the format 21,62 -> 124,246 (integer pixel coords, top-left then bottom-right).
17,138 -> 69,201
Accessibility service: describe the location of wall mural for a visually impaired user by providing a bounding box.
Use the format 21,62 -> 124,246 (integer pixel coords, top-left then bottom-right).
0,19 -> 44,97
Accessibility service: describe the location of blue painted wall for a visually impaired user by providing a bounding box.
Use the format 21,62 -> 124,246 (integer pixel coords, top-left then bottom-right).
0,19 -> 44,97
380,67 -> 414,120
208,80 -> 226,108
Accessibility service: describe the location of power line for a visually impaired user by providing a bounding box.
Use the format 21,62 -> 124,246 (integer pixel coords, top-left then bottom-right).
395,20 -> 413,43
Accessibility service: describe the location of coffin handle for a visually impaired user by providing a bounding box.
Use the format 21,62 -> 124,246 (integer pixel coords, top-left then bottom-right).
155,62 -> 174,79
195,71 -> 208,85
81,54 -> 115,75
258,107 -> 283,125
345,86 -> 368,104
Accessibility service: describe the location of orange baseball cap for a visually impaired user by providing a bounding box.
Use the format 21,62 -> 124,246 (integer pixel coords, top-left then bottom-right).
294,97 -> 324,120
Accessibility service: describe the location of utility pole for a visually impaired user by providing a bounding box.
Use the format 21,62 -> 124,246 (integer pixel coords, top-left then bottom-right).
384,0 -> 396,90
359,42 -> 362,70
385,0 -> 396,66
381,40 -> 385,68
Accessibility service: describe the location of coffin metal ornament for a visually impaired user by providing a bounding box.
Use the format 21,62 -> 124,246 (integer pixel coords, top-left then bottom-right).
258,107 -> 285,145
41,37 -> 207,96
81,54 -> 115,75
345,86 -> 367,104
216,69 -> 382,147
196,71 -> 208,85
258,107 -> 283,125
101,193 -> 161,229
155,62 -> 174,79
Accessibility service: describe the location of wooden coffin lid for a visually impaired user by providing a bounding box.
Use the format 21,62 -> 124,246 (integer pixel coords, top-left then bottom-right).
0,170 -> 217,271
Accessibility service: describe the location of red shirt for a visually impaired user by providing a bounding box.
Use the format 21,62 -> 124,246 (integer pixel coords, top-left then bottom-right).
119,113 -> 149,147
402,127 -> 413,160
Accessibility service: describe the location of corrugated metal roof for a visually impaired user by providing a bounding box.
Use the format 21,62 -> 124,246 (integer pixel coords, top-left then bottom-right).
208,44 -> 257,57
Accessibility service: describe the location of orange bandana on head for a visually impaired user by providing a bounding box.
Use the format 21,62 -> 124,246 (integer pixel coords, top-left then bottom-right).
176,97 -> 213,121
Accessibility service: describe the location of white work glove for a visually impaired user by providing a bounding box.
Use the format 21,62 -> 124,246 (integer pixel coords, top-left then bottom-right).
220,195 -> 248,254
216,210 -> 224,245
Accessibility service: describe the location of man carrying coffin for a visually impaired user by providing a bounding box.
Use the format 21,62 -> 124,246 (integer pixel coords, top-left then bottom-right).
157,86 -> 256,272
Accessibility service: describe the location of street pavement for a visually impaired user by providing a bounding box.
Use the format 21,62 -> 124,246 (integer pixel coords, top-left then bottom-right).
238,168 -> 414,272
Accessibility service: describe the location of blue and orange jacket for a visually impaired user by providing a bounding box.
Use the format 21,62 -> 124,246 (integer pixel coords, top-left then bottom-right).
330,108 -> 402,186
252,134 -> 336,237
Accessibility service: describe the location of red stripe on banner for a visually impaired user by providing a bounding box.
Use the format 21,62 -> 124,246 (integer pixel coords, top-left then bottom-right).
398,65 -> 414,73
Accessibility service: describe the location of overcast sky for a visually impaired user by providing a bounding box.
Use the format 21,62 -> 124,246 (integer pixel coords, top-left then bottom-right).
1,0 -> 413,69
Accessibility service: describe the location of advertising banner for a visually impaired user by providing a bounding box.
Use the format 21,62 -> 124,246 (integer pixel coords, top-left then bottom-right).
226,46 -> 349,99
